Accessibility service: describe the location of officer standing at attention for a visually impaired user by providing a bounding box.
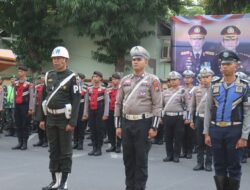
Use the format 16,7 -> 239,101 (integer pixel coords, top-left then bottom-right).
181,70 -> 195,159
39,46 -> 80,190
189,68 -> 213,172
83,71 -> 109,156
115,46 -> 162,190
12,65 -> 34,150
162,71 -> 189,163
204,50 -> 250,190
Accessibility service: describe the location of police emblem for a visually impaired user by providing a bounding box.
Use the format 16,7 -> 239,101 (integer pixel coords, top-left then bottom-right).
213,86 -> 219,94
227,27 -> 234,34
223,52 -> 229,58
194,27 -> 200,33
235,86 -> 243,93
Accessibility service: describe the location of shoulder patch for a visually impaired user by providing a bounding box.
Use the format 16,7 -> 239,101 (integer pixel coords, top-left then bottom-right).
181,51 -> 191,56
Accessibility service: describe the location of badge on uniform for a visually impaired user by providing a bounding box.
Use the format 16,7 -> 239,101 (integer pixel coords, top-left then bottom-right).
153,79 -> 160,92
235,86 -> 243,93
213,86 -> 219,94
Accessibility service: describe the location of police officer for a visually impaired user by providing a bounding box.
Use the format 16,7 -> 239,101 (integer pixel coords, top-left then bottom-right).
40,46 -> 80,190
181,70 -> 195,159
162,71 -> 189,163
33,73 -> 48,147
0,76 -> 5,133
190,68 -> 213,172
83,71 -> 109,156
12,65 -> 34,150
115,46 -> 162,190
4,75 -> 16,136
204,50 -> 250,190
106,73 -> 122,153
73,73 -> 88,150
177,25 -> 215,75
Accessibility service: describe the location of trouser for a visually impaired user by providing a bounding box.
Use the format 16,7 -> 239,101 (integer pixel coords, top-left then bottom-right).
122,118 -> 152,190
210,124 -> 243,181
89,109 -> 105,149
15,104 -> 30,140
195,117 -> 212,166
164,115 -> 184,158
107,111 -> 121,147
74,119 -> 87,142
34,120 -> 47,143
154,122 -> 164,142
182,123 -> 195,155
46,124 -> 73,173
5,108 -> 15,129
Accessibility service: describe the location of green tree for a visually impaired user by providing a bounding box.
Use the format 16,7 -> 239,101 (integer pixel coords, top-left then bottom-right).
58,0 -> 173,72
0,0 -> 62,72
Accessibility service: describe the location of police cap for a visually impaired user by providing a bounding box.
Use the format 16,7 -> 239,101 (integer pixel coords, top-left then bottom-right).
130,46 -> 150,60
182,70 -> 195,77
199,67 -> 214,77
168,71 -> 182,80
93,71 -> 103,78
18,65 -> 28,71
111,73 -> 121,80
221,25 -> 241,40
218,50 -> 240,64
188,25 -> 207,39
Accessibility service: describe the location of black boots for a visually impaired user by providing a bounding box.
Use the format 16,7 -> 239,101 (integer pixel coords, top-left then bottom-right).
193,163 -> 204,171
42,172 -> 59,190
106,146 -> 116,152
20,139 -> 27,150
88,146 -> 97,156
33,140 -> 43,147
227,177 -> 240,190
58,172 -> 68,190
94,147 -> 102,156
12,138 -> 23,150
214,176 -> 240,190
77,140 -> 83,150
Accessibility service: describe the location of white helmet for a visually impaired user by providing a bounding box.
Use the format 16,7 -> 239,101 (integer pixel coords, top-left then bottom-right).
51,46 -> 69,59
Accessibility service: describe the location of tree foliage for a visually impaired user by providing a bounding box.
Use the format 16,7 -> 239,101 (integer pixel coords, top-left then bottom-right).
58,0 -> 172,72
0,0 -> 62,72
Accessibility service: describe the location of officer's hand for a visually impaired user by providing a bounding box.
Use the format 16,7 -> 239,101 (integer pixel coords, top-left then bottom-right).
28,109 -> 33,115
184,119 -> 190,124
39,121 -> 46,131
236,138 -> 247,149
148,128 -> 157,139
205,134 -> 212,147
116,128 -> 122,138
65,124 -> 75,132
102,116 -> 108,121
190,122 -> 195,129
82,115 -> 88,121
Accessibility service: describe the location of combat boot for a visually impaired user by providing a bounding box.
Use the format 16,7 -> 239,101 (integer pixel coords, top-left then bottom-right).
77,140 -> 83,150
33,140 -> 43,147
58,172 -> 68,190
21,139 -> 28,150
227,177 -> 240,190
12,138 -> 23,150
106,146 -> 116,152
115,145 -> 121,153
193,163 -> 204,171
88,146 -> 97,156
42,172 -> 60,190
214,176 -> 226,190
94,147 -> 102,156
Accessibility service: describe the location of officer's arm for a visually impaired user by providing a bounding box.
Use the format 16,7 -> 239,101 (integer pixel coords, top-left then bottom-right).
103,89 -> 109,117
189,88 -> 197,122
69,76 -> 81,127
203,87 -> 212,135
39,84 -> 47,121
242,84 -> 250,140
28,83 -> 34,111
114,80 -> 125,128
150,78 -> 162,129
83,91 -> 89,117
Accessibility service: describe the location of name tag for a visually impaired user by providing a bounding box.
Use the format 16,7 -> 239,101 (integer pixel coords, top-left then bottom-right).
236,86 -> 243,93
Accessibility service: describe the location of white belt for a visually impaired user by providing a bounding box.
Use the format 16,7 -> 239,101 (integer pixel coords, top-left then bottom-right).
196,113 -> 205,117
22,91 -> 29,96
80,99 -> 85,103
123,113 -> 153,120
47,108 -> 65,115
165,112 -> 183,116
211,121 -> 242,127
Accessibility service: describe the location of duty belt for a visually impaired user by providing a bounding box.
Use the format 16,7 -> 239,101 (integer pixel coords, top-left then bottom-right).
196,113 -> 205,118
47,108 -> 65,115
211,121 -> 242,127
165,112 -> 183,116
123,113 -> 153,120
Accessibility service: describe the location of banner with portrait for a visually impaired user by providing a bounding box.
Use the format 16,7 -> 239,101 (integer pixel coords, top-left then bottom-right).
171,14 -> 250,78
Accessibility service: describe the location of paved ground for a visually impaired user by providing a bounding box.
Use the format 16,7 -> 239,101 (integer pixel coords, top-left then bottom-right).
0,133 -> 249,190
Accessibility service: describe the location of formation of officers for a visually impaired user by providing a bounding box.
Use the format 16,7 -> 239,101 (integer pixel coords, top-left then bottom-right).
0,45 -> 250,190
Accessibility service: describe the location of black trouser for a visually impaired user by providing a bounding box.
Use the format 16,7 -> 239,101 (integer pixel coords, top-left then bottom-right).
15,104 -> 30,140
122,118 -> 152,190
89,109 -> 105,149
74,119 -> 87,143
195,116 -> 212,166
107,111 -> 121,147
164,115 -> 184,158
182,123 -> 195,155
155,122 -> 164,142
46,124 -> 73,173
34,120 -> 47,143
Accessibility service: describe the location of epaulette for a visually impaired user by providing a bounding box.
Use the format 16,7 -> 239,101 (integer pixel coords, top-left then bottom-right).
212,77 -> 222,84
180,51 -> 191,55
204,51 -> 215,56
239,78 -> 249,84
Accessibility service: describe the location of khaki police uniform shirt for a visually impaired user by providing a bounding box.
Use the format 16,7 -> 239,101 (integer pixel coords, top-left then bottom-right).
114,72 -> 162,117
183,85 -> 195,119
189,85 -> 209,121
162,86 -> 189,113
